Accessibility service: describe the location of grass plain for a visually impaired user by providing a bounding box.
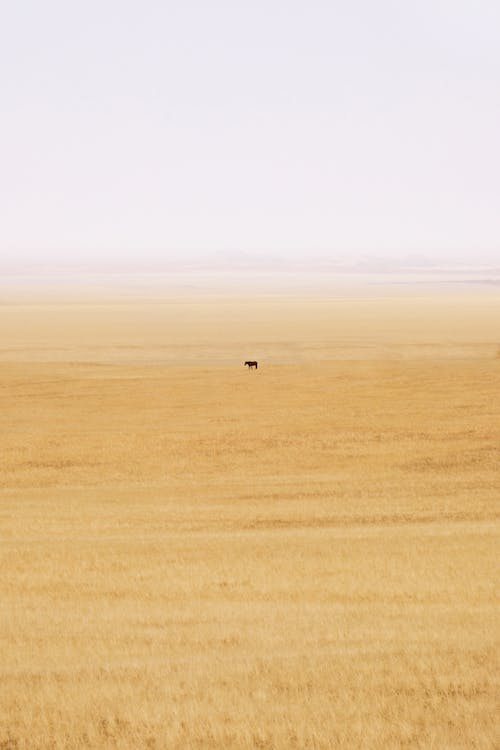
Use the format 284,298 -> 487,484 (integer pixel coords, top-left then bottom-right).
0,279 -> 499,748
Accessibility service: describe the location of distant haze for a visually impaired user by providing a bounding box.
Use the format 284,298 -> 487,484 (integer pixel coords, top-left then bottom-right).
1,1 -> 499,269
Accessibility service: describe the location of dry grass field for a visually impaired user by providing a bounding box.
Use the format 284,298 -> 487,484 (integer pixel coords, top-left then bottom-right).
0,283 -> 499,749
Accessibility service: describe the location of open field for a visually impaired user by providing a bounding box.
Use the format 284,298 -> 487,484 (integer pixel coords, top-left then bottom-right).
0,285 -> 499,748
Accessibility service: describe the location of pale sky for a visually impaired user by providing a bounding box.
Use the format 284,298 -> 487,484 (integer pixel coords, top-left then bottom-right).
1,0 -> 499,267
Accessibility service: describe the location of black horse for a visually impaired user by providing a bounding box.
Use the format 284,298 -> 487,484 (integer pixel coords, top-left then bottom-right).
244,360 -> 258,369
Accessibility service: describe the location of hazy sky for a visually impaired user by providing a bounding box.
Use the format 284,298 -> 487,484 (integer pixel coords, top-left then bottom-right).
1,0 -> 499,267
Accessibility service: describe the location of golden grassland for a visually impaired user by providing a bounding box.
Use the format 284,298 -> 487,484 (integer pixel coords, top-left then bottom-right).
0,289 -> 499,748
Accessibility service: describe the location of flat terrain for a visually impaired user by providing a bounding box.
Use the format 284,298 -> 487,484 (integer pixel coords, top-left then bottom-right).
0,284 -> 499,748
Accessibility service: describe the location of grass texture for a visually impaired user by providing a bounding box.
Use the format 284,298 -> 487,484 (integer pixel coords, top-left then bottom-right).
0,293 -> 498,748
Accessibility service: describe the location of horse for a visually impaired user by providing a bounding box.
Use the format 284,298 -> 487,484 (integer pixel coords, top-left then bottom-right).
244,360 -> 258,370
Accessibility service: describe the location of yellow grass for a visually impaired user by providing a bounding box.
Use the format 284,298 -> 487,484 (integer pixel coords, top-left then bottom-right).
0,287 -> 499,748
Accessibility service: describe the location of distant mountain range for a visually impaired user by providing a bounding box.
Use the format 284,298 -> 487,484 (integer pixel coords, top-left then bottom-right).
1,253 -> 499,275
